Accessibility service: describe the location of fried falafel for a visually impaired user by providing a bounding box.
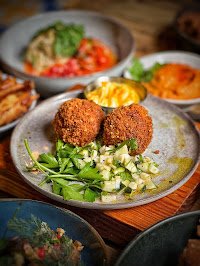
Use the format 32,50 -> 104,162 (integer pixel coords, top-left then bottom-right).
103,103 -> 153,155
53,98 -> 105,146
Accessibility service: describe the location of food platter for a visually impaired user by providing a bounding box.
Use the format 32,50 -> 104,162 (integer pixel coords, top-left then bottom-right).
123,51 -> 200,110
10,90 -> 200,209
0,199 -> 108,265
115,210 -> 200,266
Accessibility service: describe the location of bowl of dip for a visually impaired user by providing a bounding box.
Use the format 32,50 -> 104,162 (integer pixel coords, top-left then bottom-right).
83,76 -> 147,114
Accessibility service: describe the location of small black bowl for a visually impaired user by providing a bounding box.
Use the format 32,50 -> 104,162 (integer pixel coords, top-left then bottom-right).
174,2 -> 200,53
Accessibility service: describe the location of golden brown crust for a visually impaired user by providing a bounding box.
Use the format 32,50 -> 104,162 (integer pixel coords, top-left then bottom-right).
103,103 -> 153,155
53,98 -> 106,146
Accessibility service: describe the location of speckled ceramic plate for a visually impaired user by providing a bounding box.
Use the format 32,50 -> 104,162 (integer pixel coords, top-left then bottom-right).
0,199 -> 108,266
115,210 -> 200,266
10,90 -> 200,209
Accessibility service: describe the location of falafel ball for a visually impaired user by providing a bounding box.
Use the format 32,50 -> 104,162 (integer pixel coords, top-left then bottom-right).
53,98 -> 105,146
103,103 -> 153,155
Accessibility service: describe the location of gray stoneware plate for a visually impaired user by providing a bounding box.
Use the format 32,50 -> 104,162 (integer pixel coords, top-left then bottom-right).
10,90 -> 200,210
123,51 -> 200,110
115,210 -> 200,266
0,199 -> 108,266
0,10 -> 134,98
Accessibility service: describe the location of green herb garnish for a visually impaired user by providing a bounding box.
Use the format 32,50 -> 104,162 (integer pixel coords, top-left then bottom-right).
24,139 -> 102,203
109,138 -> 138,154
128,58 -> 165,82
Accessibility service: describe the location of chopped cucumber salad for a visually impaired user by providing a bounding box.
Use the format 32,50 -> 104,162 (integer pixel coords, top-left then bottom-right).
25,138 -> 159,203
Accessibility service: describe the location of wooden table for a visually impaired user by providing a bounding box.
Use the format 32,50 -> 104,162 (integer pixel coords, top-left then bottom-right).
0,0 -> 200,265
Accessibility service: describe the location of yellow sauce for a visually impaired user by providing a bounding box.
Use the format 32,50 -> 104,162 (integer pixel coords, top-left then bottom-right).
159,114 -> 186,151
148,156 -> 193,195
86,81 -> 140,107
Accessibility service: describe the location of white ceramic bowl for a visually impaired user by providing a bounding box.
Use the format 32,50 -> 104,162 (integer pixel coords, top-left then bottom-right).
0,10 -> 134,98
124,51 -> 200,110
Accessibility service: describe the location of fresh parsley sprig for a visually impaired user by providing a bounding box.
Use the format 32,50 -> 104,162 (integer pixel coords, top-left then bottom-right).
24,139 -> 103,203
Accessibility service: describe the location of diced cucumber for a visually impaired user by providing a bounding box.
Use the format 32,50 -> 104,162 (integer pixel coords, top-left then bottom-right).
135,178 -> 144,185
83,157 -> 92,163
113,167 -> 125,175
100,146 -> 106,155
90,142 -> 98,150
138,183 -> 145,191
96,163 -> 111,172
100,170 -> 110,180
143,157 -> 152,163
101,181 -> 116,192
149,163 -> 159,174
128,181 -> 137,190
132,173 -> 140,180
146,179 -> 157,189
101,193 -> 117,203
79,149 -> 89,158
116,182 -> 126,192
78,159 -> 86,169
140,172 -> 150,180
137,162 -> 149,173
114,145 -> 129,160
105,157 -> 113,165
91,150 -> 98,159
124,187 -> 132,194
115,176 -> 121,190
125,160 -> 137,173
118,154 -> 131,164
122,180 -> 130,187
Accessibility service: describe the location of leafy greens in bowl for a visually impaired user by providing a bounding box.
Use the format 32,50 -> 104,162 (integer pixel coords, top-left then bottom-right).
124,51 -> 200,110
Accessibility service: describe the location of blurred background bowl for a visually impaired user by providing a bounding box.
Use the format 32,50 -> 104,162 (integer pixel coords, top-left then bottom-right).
174,2 -> 200,53
0,10 -> 134,98
84,76 -> 147,115
124,51 -> 200,110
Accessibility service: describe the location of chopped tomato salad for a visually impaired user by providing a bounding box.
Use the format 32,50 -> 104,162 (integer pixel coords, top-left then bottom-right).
25,38 -> 117,78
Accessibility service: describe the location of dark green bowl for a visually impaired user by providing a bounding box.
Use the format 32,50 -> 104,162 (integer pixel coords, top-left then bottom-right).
115,210 -> 200,266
